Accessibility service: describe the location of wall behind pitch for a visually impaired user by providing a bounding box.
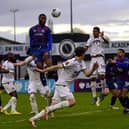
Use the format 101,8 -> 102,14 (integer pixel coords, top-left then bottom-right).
14,79 -> 74,93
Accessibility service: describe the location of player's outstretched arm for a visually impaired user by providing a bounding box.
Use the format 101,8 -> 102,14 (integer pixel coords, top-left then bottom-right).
34,63 -> 63,73
83,62 -> 98,77
14,61 -> 26,66
14,56 -> 34,66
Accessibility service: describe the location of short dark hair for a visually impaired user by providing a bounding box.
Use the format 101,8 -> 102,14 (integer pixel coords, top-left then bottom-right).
75,47 -> 86,57
7,52 -> 14,58
7,52 -> 15,62
118,49 -> 125,53
38,13 -> 46,19
93,26 -> 100,32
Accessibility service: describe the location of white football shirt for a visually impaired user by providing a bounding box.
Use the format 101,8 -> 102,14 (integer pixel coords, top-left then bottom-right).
2,60 -> 14,83
86,35 -> 105,56
26,60 -> 41,82
56,57 -> 87,86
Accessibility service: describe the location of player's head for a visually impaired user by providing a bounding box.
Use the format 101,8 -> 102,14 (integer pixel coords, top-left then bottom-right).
75,47 -> 86,59
93,26 -> 100,38
7,52 -> 15,63
117,49 -> 125,59
38,13 -> 47,26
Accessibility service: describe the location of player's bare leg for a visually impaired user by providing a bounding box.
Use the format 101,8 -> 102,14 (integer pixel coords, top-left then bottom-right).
45,92 -> 55,118
90,78 -> 97,104
43,53 -> 52,67
96,75 -> 107,106
29,99 -> 75,128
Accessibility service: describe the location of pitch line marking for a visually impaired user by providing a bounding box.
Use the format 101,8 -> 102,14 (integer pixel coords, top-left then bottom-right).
59,110 -> 102,117
0,110 -> 103,124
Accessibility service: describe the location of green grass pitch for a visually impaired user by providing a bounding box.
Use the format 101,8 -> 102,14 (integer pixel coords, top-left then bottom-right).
0,92 -> 129,129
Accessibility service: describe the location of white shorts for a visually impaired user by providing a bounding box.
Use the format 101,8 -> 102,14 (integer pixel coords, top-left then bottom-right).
90,56 -> 105,77
2,82 -> 16,94
52,85 -> 74,103
28,81 -> 49,95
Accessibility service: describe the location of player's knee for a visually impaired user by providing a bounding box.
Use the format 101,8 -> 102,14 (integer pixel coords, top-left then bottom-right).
112,91 -> 120,97
46,59 -> 52,67
11,96 -> 16,101
10,91 -> 18,98
104,88 -> 110,95
69,99 -> 76,107
122,89 -> 128,96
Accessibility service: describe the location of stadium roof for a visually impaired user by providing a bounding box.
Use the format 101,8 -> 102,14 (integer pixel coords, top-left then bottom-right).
0,37 -> 23,45
52,32 -> 89,42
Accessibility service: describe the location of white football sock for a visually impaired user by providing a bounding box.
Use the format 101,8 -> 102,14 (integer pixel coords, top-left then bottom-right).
30,94 -> 38,114
91,81 -> 97,98
47,100 -> 70,112
31,110 -> 45,121
31,100 -> 70,121
11,96 -> 17,112
3,98 -> 12,110
101,79 -> 106,93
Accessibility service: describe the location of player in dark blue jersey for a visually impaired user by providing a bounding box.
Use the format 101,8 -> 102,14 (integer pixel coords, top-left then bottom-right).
28,13 -> 53,91
105,57 -> 120,109
115,49 -> 129,114
29,13 -> 53,68
96,57 -> 120,108
96,49 -> 129,111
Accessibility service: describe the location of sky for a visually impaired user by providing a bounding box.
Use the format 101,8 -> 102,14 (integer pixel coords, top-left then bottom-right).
0,0 -> 129,43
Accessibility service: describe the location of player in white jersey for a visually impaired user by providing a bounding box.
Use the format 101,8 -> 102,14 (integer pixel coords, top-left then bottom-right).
1,53 -> 21,115
0,56 -> 10,112
28,47 -> 98,127
0,57 -> 12,112
15,49 -> 51,115
85,26 -> 109,105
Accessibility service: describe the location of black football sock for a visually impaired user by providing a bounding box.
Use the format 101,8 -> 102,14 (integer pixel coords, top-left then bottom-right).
110,96 -> 117,106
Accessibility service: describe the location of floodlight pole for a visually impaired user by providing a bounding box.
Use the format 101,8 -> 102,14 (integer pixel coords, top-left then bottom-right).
10,9 -> 19,80
10,9 -> 19,42
70,0 -> 73,33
